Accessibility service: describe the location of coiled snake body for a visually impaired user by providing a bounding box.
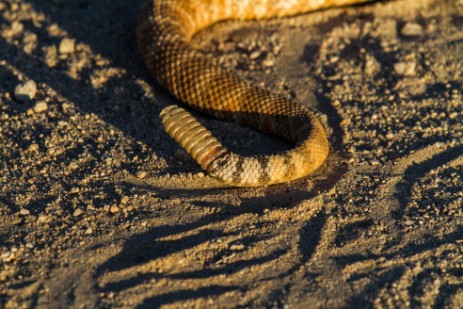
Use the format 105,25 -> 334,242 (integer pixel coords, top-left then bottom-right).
136,0 -> 371,186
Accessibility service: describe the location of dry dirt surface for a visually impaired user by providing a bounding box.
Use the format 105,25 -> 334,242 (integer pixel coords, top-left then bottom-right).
1,0 -> 463,308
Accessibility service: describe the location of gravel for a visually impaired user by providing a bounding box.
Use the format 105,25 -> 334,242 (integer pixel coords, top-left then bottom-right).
0,0 -> 462,308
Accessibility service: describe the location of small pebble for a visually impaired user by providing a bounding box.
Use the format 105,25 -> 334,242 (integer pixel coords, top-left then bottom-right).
14,80 -> 37,102
33,101 -> 48,113
400,22 -> 423,37
61,102 -> 72,110
136,171 -> 147,179
230,242 -> 245,251
73,209 -> 82,217
121,196 -> 129,205
109,205 -> 120,213
364,55 -> 380,75
1,251 -> 14,262
394,62 -> 416,76
5,21 -> 23,37
19,208 -> 30,215
59,38 -> 75,54
249,51 -> 261,60
37,215 -> 48,223
28,143 -> 39,152
330,56 -> 340,63
262,57 -> 275,67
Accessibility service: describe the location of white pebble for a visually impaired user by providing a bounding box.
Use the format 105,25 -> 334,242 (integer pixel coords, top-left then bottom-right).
400,22 -> 423,37
14,80 -> 37,102
19,208 -> 30,215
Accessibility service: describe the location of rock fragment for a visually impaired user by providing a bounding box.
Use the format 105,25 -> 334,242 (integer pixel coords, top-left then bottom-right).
19,208 -> 30,216
394,62 -> 416,76
14,80 -> 37,102
400,22 -> 423,37
121,196 -> 129,205
136,171 -> 147,179
59,38 -> 75,54
4,21 -> 23,38
1,251 -> 14,262
33,101 -> 48,113
109,205 -> 119,213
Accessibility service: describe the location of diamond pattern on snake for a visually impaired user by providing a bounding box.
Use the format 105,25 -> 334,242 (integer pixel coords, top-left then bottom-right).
136,0 -> 373,186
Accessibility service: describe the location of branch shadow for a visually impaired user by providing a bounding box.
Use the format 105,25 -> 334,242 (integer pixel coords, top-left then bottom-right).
336,225 -> 463,307
94,198 -> 291,306
393,144 -> 463,222
6,1 -> 453,307
335,225 -> 463,268
345,265 -> 406,308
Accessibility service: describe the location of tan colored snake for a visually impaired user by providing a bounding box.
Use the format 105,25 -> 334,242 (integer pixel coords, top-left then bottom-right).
136,0 -> 372,186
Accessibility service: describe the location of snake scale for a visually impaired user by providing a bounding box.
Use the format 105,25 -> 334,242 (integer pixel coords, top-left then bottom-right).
136,0 -> 372,187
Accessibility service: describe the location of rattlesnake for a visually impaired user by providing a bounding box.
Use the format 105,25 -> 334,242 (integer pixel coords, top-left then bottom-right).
136,0 -> 371,186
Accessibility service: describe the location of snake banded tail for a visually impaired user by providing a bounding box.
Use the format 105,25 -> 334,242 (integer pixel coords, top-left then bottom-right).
137,0 -> 372,186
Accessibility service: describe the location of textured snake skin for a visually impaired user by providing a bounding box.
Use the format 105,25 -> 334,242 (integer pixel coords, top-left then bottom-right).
136,0 -> 371,186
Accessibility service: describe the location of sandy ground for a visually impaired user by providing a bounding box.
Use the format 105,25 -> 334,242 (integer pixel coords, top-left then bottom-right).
1,0 -> 463,308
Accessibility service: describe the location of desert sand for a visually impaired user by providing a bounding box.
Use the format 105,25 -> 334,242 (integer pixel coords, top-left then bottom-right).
1,0 -> 462,308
